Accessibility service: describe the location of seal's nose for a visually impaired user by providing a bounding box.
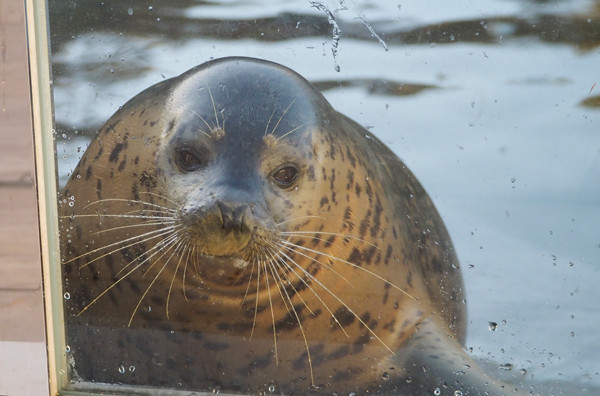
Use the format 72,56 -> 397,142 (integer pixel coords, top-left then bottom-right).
217,201 -> 250,233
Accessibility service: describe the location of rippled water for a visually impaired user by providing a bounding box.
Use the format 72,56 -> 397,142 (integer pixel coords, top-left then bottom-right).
49,0 -> 600,393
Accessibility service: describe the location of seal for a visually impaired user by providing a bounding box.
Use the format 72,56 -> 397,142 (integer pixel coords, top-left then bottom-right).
59,57 -> 533,395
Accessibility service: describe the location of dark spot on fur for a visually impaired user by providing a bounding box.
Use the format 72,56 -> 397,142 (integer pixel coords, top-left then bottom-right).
384,245 -> 393,265
347,247 -> 362,267
93,145 -> 103,161
352,333 -> 371,352
165,118 -> 176,135
319,196 -> 329,208
131,183 -> 139,200
307,165 -> 315,181
382,282 -> 390,304
326,235 -> 336,246
370,198 -> 383,237
118,159 -> 127,171
85,165 -> 92,180
383,318 -> 396,332
332,306 -> 355,328
365,178 -> 373,204
109,143 -> 125,163
275,305 -> 305,332
346,147 -> 356,168
139,171 -> 157,189
363,245 -> 377,264
359,210 -> 371,237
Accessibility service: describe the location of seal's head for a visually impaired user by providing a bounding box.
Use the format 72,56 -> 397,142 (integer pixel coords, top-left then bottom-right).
157,59 -> 330,283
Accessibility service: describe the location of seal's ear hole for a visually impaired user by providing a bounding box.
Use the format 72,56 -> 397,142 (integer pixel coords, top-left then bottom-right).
272,165 -> 299,188
175,147 -> 203,172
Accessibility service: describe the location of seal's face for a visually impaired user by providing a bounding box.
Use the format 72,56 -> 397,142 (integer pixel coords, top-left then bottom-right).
156,59 -> 329,287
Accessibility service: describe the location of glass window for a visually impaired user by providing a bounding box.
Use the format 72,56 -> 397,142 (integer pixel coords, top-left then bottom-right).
30,0 -> 599,394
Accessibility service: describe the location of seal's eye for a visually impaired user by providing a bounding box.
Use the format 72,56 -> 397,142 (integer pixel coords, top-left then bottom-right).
272,165 -> 299,188
175,148 -> 203,172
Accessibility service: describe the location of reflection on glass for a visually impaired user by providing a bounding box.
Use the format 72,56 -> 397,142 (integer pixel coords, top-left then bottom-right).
50,0 -> 600,395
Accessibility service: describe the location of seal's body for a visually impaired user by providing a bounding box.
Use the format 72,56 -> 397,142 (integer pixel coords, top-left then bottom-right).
60,57 -> 530,395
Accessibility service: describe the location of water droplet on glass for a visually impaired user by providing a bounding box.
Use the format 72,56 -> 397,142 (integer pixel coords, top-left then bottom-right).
268,383 -> 275,392
128,8 -> 133,15
488,321 -> 497,331
65,345 -> 71,353
68,202 -> 74,207
434,387 -> 441,395
129,365 -> 135,372
454,391 -> 463,396
118,364 -> 125,374
63,292 -> 70,300
382,372 -> 389,381
520,368 -> 527,375
148,6 -> 153,10
499,363 -> 513,371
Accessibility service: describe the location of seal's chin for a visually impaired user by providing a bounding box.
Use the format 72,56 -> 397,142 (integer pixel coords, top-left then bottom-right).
193,253 -> 251,286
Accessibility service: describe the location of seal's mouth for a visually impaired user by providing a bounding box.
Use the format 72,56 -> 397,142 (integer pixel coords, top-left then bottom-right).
192,252 -> 251,286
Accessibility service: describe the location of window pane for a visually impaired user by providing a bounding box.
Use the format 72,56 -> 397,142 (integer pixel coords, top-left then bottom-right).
45,1 -> 600,394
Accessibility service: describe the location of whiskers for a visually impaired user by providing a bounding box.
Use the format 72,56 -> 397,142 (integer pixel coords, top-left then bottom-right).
61,194 -> 414,387
60,193 -> 192,325
229,221 -> 416,386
